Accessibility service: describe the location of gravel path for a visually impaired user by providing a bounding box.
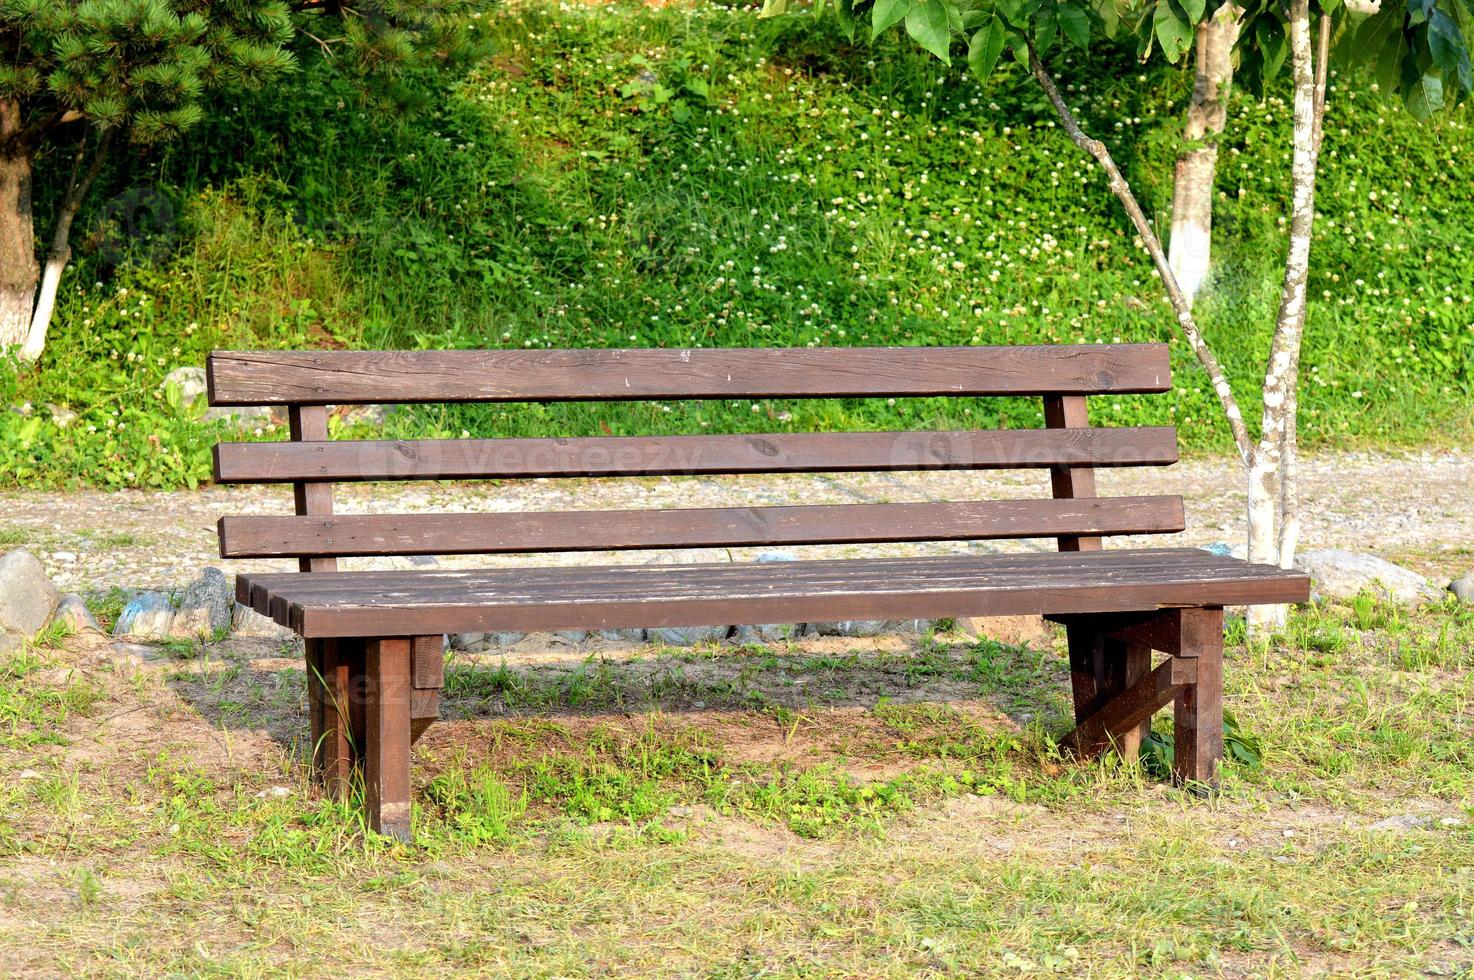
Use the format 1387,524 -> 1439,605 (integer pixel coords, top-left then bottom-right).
3,449 -> 1470,593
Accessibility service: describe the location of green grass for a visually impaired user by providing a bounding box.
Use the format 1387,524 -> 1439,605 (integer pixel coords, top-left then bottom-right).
0,597 -> 1470,973
2,0 -> 1472,488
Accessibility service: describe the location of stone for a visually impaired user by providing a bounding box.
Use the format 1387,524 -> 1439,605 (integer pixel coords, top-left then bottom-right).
450,631 -> 525,652
1294,549 -> 1441,605
162,366 -> 271,427
450,632 -> 487,651
734,623 -> 804,644
169,568 -> 233,639
598,629 -> 646,643
0,633 -> 21,654
812,620 -> 889,638
962,614 -> 1054,647
1368,814 -> 1430,832
112,591 -> 176,639
337,404 -> 393,427
554,630 -> 589,646
0,548 -> 61,636
648,625 -> 730,646
232,602 -> 293,639
54,593 -> 102,634
1448,573 -> 1474,604
44,403 -> 77,428
357,555 -> 441,572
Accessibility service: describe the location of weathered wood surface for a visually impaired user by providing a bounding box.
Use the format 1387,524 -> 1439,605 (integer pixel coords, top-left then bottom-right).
206,344 -> 1173,405
233,549 -> 1310,638
214,426 -> 1179,483
1043,394 -> 1103,553
218,496 -> 1187,559
287,405 -> 337,574
364,638 -> 413,840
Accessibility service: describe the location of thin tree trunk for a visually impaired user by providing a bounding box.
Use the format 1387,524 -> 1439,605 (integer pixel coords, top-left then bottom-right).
1246,0 -> 1322,629
21,128 -> 110,363
1027,45 -> 1254,468
0,100 -> 38,352
1168,7 -> 1239,306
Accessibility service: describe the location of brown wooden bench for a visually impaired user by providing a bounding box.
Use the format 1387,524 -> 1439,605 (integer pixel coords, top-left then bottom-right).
208,344 -> 1309,840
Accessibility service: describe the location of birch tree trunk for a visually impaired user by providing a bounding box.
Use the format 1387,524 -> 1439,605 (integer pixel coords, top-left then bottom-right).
1168,6 -> 1239,306
20,129 -> 110,363
1245,0 -> 1322,629
0,101 -> 38,352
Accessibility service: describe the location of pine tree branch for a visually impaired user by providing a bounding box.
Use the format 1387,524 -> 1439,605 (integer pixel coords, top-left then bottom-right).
1027,43 -> 1254,466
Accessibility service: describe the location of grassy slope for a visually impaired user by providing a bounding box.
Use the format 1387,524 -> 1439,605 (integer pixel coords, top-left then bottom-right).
2,1 -> 1472,488
0,598 -> 1470,973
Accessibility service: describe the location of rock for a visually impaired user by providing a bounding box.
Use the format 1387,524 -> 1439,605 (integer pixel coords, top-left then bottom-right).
734,623 -> 804,643
162,366 -> 209,403
598,629 -> 646,643
812,620 -> 889,638
44,403 -> 77,428
756,551 -> 797,563
232,602 -> 293,639
0,633 -> 21,654
1294,549 -> 1441,605
648,625 -> 730,646
0,548 -> 61,636
450,631 -> 525,652
962,614 -> 1053,647
52,551 -> 77,564
162,366 -> 271,427
112,591 -> 175,639
357,555 -> 441,572
54,593 -> 102,634
554,630 -> 589,646
1448,573 -> 1474,604
1368,814 -> 1430,832
337,404 -> 393,427
169,568 -> 232,639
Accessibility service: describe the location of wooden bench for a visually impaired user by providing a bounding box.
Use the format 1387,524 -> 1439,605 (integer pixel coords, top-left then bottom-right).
208,345 -> 1309,839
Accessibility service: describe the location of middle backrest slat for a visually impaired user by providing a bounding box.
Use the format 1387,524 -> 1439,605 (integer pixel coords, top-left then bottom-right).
213,427 -> 1179,483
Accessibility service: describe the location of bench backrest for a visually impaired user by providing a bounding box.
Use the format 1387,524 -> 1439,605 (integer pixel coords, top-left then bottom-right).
207,345 -> 1183,572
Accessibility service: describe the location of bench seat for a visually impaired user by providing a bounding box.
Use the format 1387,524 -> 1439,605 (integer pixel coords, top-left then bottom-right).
238,548 -> 1309,638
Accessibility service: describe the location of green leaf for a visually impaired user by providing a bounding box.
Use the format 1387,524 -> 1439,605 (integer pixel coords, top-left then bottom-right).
996,0 -> 1032,29
872,0 -> 913,38
968,16 -> 1008,79
834,0 -> 858,39
1034,2 -> 1058,52
1057,1 -> 1091,46
1428,8 -> 1469,81
1405,68 -> 1444,118
1153,0 -> 1192,61
906,0 -> 953,60
1347,5 -> 1397,65
1407,0 -> 1435,27
758,0 -> 788,18
1180,0 -> 1206,24
1256,15 -> 1289,80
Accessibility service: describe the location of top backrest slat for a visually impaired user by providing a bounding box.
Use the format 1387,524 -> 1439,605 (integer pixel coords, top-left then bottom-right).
206,344 -> 1171,406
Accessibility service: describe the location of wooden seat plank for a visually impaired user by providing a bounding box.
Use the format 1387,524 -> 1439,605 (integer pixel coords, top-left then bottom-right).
205,344 -> 1171,406
218,496 -> 1187,559
232,550 -> 1310,638
213,427 -> 1179,483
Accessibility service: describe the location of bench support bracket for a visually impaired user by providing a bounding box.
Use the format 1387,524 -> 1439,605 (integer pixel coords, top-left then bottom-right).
1052,607 -> 1224,788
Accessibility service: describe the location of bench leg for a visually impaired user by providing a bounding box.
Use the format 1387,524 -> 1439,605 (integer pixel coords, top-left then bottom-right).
1173,607 -> 1225,791
364,637 -> 413,841
1064,626 -> 1151,762
307,638 -> 357,799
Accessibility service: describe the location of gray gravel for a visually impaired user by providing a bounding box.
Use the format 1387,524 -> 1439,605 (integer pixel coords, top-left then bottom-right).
2,449 -> 1469,593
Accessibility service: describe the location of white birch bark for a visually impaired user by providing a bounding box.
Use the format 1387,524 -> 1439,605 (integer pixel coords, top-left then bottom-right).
1168,7 -> 1239,306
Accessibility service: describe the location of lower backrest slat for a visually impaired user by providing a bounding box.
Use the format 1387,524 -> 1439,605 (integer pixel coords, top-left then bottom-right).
218,496 -> 1186,559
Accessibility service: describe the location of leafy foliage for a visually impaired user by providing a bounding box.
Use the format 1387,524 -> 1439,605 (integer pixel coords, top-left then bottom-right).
762,0 -> 1474,120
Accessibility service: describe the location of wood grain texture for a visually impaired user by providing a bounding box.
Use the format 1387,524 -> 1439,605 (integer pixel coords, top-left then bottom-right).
288,405 -> 337,574
205,345 -> 1173,406
213,426 -> 1180,484
364,638 -> 413,841
1044,394 -> 1102,553
1173,606 -> 1225,789
1064,654 -> 1191,757
229,549 -> 1309,638
218,496 -> 1186,559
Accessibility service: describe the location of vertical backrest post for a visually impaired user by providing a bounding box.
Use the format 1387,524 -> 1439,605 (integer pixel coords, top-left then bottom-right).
288,405 -> 337,573
1043,395 -> 1102,553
